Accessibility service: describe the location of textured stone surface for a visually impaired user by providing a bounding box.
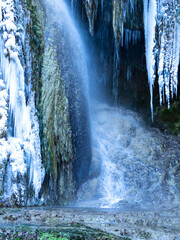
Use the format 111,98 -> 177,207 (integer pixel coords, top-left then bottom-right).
41,44 -> 74,204
0,207 -> 179,240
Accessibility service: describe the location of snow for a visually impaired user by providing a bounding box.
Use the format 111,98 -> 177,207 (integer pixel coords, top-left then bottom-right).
10,150 -> 26,177
5,19 -> 17,32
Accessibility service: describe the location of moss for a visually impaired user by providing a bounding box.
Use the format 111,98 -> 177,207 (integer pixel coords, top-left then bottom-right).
154,101 -> 180,137
41,45 -> 74,203
0,129 -> 7,139
0,225 -> 127,240
17,0 -> 74,204
24,0 -> 45,104
39,232 -> 69,240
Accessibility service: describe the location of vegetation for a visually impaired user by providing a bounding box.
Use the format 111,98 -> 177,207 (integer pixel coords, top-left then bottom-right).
38,232 -> 69,240
0,225 -> 129,240
154,101 -> 180,137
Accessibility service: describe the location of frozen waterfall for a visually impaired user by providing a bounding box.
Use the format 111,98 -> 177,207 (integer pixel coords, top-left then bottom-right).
0,0 -> 44,205
144,0 -> 180,120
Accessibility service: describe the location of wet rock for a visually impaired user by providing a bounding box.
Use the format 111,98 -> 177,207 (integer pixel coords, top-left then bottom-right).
0,207 -> 179,240
83,0 -> 98,35
3,214 -> 18,221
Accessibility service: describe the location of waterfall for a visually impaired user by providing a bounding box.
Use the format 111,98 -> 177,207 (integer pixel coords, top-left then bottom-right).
44,0 -> 89,100
43,0 -> 91,191
0,0 -> 179,208
0,0 -> 44,205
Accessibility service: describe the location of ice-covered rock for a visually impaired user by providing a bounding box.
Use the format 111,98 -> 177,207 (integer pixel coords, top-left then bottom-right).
0,0 -> 44,206
0,79 -> 8,139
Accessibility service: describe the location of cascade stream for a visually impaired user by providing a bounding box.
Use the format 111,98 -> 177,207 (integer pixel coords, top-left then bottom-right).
0,0 -> 179,239
0,0 -> 179,213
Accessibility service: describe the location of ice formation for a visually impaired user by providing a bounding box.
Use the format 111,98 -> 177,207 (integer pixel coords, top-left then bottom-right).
143,0 -> 157,121
113,0 -> 140,49
144,0 -> 180,119
0,0 -> 44,204
124,29 -> 141,49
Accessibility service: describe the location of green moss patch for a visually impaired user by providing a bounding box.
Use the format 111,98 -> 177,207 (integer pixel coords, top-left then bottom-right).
0,225 -> 128,240
154,101 -> 180,137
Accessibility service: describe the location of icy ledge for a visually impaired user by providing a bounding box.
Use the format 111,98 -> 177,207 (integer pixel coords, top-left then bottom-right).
0,0 -> 44,205
144,0 -> 180,120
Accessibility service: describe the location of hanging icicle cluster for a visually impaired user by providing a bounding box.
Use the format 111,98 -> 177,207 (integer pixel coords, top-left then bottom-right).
144,0 -> 180,120
113,0 -> 141,50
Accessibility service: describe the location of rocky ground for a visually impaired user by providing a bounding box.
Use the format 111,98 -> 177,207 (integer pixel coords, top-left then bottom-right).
0,206 -> 179,239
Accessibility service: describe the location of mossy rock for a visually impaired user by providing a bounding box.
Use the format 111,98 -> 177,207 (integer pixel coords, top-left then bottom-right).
154,101 -> 180,136
0,225 -> 129,240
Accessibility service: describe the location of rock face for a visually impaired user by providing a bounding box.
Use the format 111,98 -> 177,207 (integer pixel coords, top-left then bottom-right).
41,45 -> 74,204
77,0 -> 147,110
77,0 -> 180,122
83,0 -> 98,35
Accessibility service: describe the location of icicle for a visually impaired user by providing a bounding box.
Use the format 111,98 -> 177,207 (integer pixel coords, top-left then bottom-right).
158,33 -> 164,106
144,0 -> 180,117
172,22 -> 180,98
144,0 -> 157,121
101,0 -> 103,16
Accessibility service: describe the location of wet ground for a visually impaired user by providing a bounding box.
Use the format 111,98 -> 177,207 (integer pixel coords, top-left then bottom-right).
0,206 -> 179,239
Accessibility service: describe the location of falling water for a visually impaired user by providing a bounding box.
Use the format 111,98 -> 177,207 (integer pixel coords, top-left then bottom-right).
43,0 -> 91,188
92,105 -> 126,207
